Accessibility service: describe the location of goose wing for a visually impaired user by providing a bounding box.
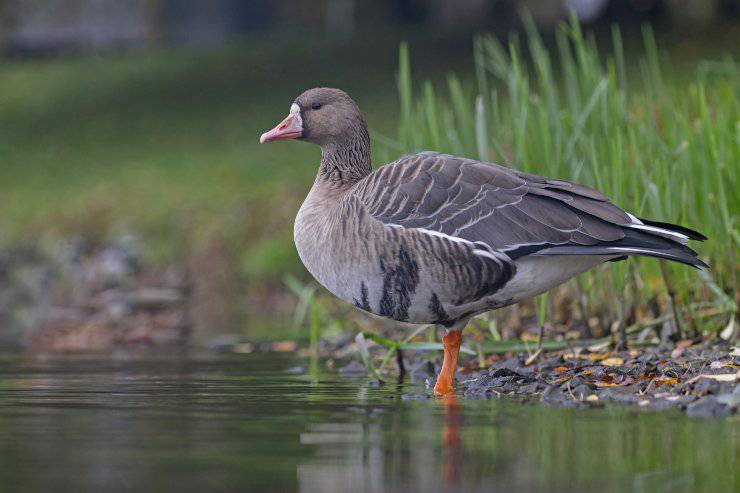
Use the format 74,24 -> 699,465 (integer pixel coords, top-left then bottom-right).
352,152 -> 705,268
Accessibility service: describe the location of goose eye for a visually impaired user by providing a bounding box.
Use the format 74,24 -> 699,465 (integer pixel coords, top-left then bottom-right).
311,102 -> 322,110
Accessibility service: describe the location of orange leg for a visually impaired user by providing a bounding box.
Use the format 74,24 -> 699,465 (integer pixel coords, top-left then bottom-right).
433,329 -> 463,395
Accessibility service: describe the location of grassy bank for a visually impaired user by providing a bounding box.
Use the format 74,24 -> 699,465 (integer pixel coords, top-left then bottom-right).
0,21 -> 737,341
381,16 -> 738,344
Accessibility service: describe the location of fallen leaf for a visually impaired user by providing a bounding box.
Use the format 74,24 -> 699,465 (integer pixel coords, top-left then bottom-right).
232,343 -> 254,354
552,366 -> 569,373
697,373 -> 738,382
601,357 -> 624,366
709,361 -> 738,369
271,340 -> 297,352
579,370 -> 594,376
549,377 -> 570,384
594,381 -> 619,387
520,332 -> 539,342
671,339 -> 693,359
586,394 -> 599,402
654,377 -> 679,387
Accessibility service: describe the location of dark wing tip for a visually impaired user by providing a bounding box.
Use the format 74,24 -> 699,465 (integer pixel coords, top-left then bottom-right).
638,218 -> 707,241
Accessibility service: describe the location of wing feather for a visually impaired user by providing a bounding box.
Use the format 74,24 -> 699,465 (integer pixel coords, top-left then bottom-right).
349,152 -> 704,269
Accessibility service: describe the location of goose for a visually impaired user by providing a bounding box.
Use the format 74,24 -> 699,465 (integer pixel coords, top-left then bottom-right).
260,88 -> 706,395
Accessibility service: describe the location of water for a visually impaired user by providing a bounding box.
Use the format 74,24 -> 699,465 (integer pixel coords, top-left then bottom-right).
0,352 -> 735,493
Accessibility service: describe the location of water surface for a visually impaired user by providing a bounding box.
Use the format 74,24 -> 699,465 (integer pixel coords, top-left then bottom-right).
0,352 -> 735,492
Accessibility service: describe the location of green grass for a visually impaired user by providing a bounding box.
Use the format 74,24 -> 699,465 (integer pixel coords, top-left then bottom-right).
0,33 -> 411,260
0,22 -> 737,340
384,16 -> 738,338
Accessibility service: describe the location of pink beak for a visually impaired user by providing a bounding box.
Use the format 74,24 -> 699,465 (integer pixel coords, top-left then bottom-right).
260,109 -> 303,144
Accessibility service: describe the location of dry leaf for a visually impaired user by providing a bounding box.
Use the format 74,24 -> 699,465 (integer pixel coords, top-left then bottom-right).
671,339 -> 693,359
698,373 -> 738,382
601,357 -> 624,366
271,340 -> 297,352
552,366 -> 569,373
564,330 -> 581,340
654,377 -> 679,387
232,343 -> 254,354
520,332 -> 539,342
594,381 -> 619,387
586,394 -> 599,402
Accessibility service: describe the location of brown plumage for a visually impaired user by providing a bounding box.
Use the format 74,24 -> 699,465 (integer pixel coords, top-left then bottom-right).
261,87 -> 706,395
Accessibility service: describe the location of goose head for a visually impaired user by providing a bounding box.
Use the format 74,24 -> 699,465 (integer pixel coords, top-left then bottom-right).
260,88 -> 367,148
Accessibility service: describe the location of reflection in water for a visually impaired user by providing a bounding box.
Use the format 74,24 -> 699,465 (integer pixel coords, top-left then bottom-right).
0,353 -> 735,493
441,395 -> 462,489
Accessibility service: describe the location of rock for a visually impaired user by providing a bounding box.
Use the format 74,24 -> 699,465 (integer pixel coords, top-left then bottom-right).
338,360 -> 368,376
516,382 -> 540,395
598,387 -> 642,404
489,367 -> 521,378
686,397 -> 731,418
715,393 -> 740,408
500,357 -> 526,370
647,399 -> 677,411
540,385 -> 587,408
571,384 -> 595,400
693,377 -> 720,395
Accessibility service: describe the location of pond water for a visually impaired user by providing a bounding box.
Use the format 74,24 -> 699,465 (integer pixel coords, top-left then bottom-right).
0,352 -> 735,493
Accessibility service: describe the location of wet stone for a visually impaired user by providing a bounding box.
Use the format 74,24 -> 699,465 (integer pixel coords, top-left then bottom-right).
598,387 -> 642,404
517,382 -> 540,395
716,393 -> 740,408
339,360 -> 367,376
540,385 -> 589,408
647,399 -> 677,411
693,377 -> 720,395
686,396 -> 731,418
571,384 -> 595,400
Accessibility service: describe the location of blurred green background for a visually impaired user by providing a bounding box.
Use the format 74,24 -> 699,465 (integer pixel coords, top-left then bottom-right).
0,0 -> 738,348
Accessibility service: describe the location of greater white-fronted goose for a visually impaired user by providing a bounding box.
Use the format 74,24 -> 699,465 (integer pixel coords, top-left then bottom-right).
260,88 -> 706,395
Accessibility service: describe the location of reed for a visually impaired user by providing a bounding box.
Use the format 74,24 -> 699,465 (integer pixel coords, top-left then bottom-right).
386,16 -> 738,337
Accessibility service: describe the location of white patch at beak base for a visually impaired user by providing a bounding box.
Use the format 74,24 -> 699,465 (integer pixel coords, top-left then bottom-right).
290,103 -> 302,127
